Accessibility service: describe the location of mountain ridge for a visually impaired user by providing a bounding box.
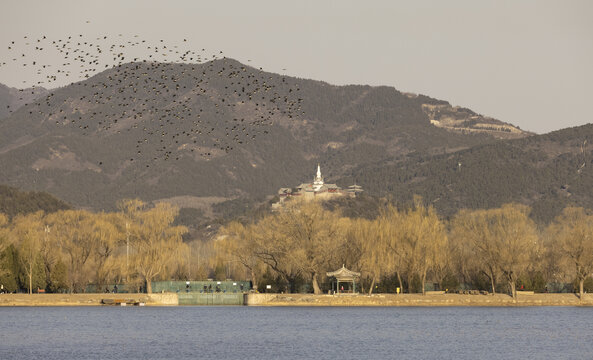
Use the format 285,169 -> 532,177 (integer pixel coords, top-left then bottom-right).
335,123 -> 593,223
0,58 -> 538,225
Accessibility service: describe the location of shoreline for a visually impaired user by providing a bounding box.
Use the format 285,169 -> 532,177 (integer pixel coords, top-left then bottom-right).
246,293 -> 593,307
1,292 -> 592,307
0,293 -> 177,307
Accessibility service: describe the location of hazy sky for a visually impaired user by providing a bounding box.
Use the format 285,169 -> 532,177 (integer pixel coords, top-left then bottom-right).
0,0 -> 591,134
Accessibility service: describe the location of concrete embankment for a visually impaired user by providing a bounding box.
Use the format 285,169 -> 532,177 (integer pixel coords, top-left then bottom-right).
245,293 -> 593,307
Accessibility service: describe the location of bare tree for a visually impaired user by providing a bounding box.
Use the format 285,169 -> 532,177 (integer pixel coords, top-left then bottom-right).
47,210 -> 97,292
278,202 -> 347,294
11,212 -> 45,294
354,217 -> 389,295
453,205 -> 539,299
379,205 -> 406,293
399,200 -> 448,295
0,213 -> 10,255
251,213 -> 304,293
0,214 -> 11,279
451,209 -> 501,294
90,212 -> 121,285
547,207 -> 593,300
120,200 -> 187,293
491,204 -> 539,300
216,221 -> 264,291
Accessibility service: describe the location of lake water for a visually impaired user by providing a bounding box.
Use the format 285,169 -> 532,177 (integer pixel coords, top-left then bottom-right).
1,306 -> 592,359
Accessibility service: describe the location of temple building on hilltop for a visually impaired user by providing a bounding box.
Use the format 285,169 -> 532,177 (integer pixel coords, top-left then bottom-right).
273,164 -> 363,208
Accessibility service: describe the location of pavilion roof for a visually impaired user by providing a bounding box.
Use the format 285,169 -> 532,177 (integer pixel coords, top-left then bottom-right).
326,265 -> 360,280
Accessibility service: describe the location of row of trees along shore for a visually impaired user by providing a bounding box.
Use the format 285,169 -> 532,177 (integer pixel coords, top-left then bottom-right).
1,198 -> 592,299
217,199 -> 593,300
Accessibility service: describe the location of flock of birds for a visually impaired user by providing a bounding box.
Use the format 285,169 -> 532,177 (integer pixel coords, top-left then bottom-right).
1,33 -> 304,166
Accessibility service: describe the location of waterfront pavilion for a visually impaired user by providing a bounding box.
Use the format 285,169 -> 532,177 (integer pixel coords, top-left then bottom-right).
326,265 -> 360,294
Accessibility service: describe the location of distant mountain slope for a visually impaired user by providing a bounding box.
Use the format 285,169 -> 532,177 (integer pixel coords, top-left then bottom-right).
0,83 -> 48,119
0,59 -> 528,221
0,185 -> 71,218
337,124 -> 593,223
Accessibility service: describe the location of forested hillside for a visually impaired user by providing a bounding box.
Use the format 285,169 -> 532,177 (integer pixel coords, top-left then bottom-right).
337,124 -> 593,223
0,58 -> 526,222
0,185 -> 71,218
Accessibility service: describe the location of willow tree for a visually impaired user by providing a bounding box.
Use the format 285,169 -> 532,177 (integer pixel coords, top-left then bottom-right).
490,204 -> 539,299
47,210 -> 96,292
216,221 -> 264,291
547,207 -> 593,300
0,213 -> 10,279
277,201 -> 347,295
494,205 -> 540,299
90,212 -> 121,285
0,213 -> 9,255
117,198 -> 144,282
451,209 -> 501,294
38,218 -> 59,289
453,204 -> 539,299
354,217 -> 390,295
380,205 -> 407,293
11,211 -> 45,294
247,202 -> 347,294
249,213 -> 303,293
398,201 -> 448,295
120,200 -> 187,293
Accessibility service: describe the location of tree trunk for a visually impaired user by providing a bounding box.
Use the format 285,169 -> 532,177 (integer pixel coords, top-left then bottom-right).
396,271 -> 403,294
579,278 -> 584,300
250,269 -> 258,292
368,276 -> 376,296
146,278 -> 152,294
509,280 -> 516,300
28,269 -> 33,294
311,272 -> 321,295
421,271 -> 427,296
285,275 -> 298,293
486,267 -> 496,295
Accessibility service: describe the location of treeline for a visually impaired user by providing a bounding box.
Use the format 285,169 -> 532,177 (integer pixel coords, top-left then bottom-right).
0,200 -> 200,294
2,197 -> 592,299
216,199 -> 593,299
0,185 -> 71,219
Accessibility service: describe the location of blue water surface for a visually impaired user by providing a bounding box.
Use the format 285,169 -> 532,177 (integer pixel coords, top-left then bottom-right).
0,306 -> 591,359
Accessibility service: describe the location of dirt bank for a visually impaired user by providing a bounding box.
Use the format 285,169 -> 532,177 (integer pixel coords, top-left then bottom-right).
246,293 -> 593,307
2,292 -> 592,307
0,293 -> 176,306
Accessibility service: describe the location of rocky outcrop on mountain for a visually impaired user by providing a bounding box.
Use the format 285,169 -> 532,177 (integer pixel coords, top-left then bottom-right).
420,101 -> 528,139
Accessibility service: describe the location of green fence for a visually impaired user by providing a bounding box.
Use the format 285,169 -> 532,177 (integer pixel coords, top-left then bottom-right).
151,280 -> 251,294
86,284 -> 135,294
86,280 -> 251,295
177,292 -> 245,305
